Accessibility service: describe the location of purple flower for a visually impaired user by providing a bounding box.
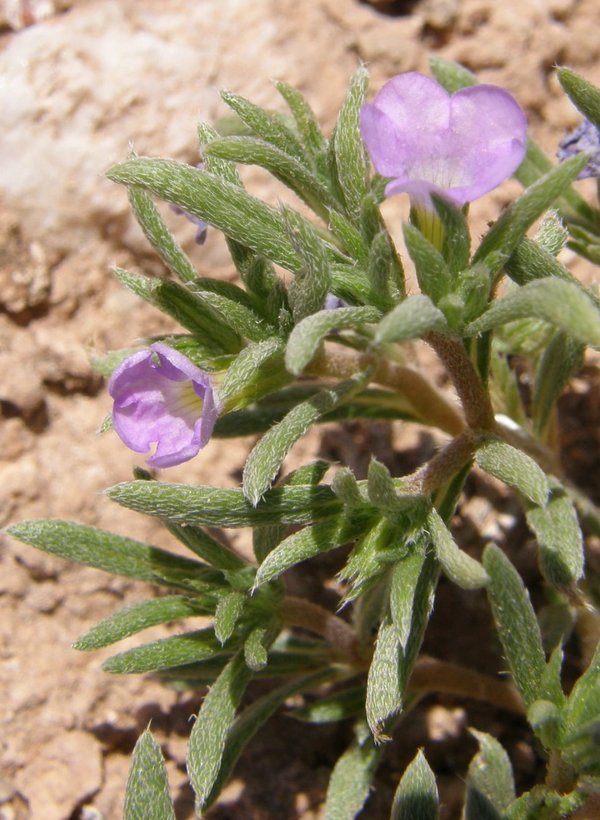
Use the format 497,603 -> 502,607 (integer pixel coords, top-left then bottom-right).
324,294 -> 347,310
108,343 -> 219,468
557,119 -> 600,179
360,72 -> 527,208
170,204 -> 208,245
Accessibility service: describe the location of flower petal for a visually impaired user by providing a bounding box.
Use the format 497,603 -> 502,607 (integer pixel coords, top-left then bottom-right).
360,73 -> 451,178
445,84 -> 527,202
108,344 -> 219,467
361,72 -> 527,207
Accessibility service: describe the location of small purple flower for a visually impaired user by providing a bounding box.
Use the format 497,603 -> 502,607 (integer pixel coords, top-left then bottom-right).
108,343 -> 219,468
557,119 -> 600,179
324,294 -> 347,311
360,72 -> 527,208
170,204 -> 208,245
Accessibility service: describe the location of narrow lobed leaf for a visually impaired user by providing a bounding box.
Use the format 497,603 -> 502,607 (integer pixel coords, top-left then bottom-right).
366,617 -> 403,739
220,89 -> 305,160
188,653 -> 253,812
375,295 -> 448,346
124,729 -> 175,820
204,136 -> 338,218
74,596 -> 213,651
324,726 -> 380,820
106,482 -> 344,528
107,158 -> 301,271
557,67 -> 600,128
102,628 -> 223,674
465,277 -> 600,348
7,521 -> 219,592
334,66 -> 370,223
243,371 -> 370,505
427,508 -> 489,590
282,205 -> 332,323
475,437 -> 550,507
391,749 -> 439,820
255,510 -> 375,587
525,480 -> 584,592
463,730 -> 515,820
285,305 -> 381,376
483,544 -> 546,708
473,153 -> 590,275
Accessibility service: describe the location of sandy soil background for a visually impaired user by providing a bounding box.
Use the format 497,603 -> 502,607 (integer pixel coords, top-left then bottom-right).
1,1 -> 600,817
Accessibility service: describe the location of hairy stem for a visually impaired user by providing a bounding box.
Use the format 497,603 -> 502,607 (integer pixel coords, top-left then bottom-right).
307,346 -> 465,436
425,332 -> 495,430
404,431 -> 476,495
281,596 -> 360,662
410,656 -> 524,714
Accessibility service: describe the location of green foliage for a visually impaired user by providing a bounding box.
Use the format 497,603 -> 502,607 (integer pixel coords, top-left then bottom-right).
391,749 -> 439,820
324,724 -> 380,820
74,596 -> 214,651
375,295 -> 448,346
333,66 -> 370,223
188,653 -> 253,812
243,370 -> 370,504
558,67 -> 600,128
124,729 -> 175,820
525,480 -> 584,592
463,731 -> 515,820
475,436 -> 550,507
12,64 -> 600,817
483,545 -> 547,708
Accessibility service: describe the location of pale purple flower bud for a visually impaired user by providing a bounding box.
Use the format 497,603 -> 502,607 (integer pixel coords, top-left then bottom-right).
557,119 -> 600,179
324,294 -> 347,310
108,343 -> 219,468
360,72 -> 527,208
170,161 -> 208,244
170,204 -> 208,245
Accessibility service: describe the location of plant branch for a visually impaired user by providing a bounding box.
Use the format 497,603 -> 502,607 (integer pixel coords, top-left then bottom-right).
280,595 -> 361,662
425,332 -> 495,430
307,346 -> 465,436
410,655 -> 525,714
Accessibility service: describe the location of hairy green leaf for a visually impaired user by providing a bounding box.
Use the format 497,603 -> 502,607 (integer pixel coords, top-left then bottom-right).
464,730 -> 515,820
74,595 -> 212,651
391,749 -> 439,820
475,437 -> 550,507
473,153 -> 590,275
205,136 -> 337,218
106,482 -> 344,528
113,268 -> 242,354
483,544 -> 546,707
557,67 -> 600,127
102,628 -> 223,674
375,295 -> 448,346
427,508 -> 488,590
8,521 -> 218,591
255,511 -> 374,586
465,277 -> 600,347
243,371 -> 370,504
188,653 -> 253,811
324,727 -> 380,820
124,729 -> 175,820
334,66 -> 369,222
526,480 -> 584,591
285,305 -> 380,375
107,158 -> 301,271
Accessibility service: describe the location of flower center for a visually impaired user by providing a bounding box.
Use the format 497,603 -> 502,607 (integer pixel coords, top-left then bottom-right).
163,379 -> 205,421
